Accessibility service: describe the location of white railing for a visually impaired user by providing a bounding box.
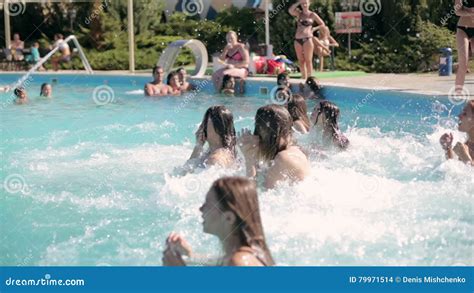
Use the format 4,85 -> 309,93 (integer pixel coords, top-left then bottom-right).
12,35 -> 93,89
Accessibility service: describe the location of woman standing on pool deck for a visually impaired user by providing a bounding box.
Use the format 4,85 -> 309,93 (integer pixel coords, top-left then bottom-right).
162,177 -> 274,266
212,31 -> 249,92
454,0 -> 474,93
440,101 -> 474,165
239,105 -> 311,189
289,0 -> 325,80
187,106 -> 237,168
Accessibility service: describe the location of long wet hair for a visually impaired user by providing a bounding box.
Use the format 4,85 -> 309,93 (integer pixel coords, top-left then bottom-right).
167,71 -> 179,87
201,105 -> 237,156
212,176 -> 275,266
40,83 -> 50,96
313,100 -> 349,149
287,94 -> 310,131
254,105 -> 293,161
306,76 -> 321,95
221,75 -> 235,92
14,87 -> 25,98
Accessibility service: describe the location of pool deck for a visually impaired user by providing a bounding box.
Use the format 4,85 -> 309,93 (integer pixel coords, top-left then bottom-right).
2,70 -> 473,98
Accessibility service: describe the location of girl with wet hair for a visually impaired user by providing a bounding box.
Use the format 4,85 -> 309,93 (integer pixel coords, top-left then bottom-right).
238,105 -> 311,189
40,83 -> 52,98
440,100 -> 474,165
310,100 -> 349,150
166,71 -> 182,95
287,94 -> 311,134
14,87 -> 29,105
187,105 -> 237,168
221,75 -> 236,96
300,76 -> 323,100
163,176 -> 275,266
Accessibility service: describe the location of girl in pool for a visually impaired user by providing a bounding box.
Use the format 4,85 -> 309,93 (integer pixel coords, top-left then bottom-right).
40,83 -> 52,98
14,87 -> 29,105
454,0 -> 474,94
166,71 -> 182,96
221,75 -> 236,96
289,0 -> 325,80
162,176 -> 274,266
287,94 -> 311,134
176,67 -> 195,92
313,25 -> 339,71
300,76 -> 323,100
440,101 -> 474,165
310,100 -> 349,150
212,31 -> 249,92
187,106 -> 237,168
238,105 -> 311,189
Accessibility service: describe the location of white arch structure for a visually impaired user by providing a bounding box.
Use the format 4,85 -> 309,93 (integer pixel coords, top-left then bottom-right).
157,39 -> 208,77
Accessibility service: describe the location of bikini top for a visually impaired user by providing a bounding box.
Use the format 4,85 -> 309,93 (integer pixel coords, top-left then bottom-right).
463,0 -> 474,8
298,13 -> 314,27
226,48 -> 244,62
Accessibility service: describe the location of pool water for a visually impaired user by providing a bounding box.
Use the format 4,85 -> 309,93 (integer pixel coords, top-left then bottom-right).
1,74 -> 472,266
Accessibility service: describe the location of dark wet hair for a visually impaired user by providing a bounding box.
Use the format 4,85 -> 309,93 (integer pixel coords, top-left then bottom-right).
14,87 -> 25,97
306,76 -> 321,94
177,67 -> 185,73
287,94 -> 310,130
201,105 -> 237,156
167,71 -> 179,86
254,105 -> 293,161
212,176 -> 275,266
222,75 -> 235,91
40,83 -> 50,96
277,73 -> 289,86
152,65 -> 163,75
314,100 -> 349,149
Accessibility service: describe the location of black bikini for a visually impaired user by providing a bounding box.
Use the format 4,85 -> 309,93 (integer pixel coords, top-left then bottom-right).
458,0 -> 474,39
295,15 -> 314,45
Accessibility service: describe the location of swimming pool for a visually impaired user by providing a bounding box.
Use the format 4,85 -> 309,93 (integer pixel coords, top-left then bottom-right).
1,73 -> 472,266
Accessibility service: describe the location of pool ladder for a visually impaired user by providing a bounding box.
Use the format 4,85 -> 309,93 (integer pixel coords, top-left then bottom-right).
12,35 -> 93,89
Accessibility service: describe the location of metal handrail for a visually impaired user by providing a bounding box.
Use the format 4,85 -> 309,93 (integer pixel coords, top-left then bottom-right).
12,35 -> 93,89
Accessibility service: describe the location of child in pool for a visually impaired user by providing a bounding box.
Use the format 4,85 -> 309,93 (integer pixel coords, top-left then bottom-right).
440,101 -> 474,165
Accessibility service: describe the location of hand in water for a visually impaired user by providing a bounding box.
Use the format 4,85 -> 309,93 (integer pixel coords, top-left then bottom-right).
453,142 -> 472,162
162,232 -> 193,266
238,128 -> 259,162
439,133 -> 453,150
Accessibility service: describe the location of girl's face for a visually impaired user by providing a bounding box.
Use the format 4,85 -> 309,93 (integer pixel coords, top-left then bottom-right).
311,105 -> 323,126
226,33 -> 238,45
278,76 -> 290,88
224,77 -> 236,90
458,103 -> 474,133
199,188 -> 224,235
42,85 -> 52,97
300,0 -> 310,10
170,75 -> 180,88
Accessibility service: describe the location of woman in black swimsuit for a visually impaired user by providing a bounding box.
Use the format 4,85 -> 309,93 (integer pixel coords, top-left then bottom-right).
162,177 -> 275,266
455,0 -> 474,93
289,0 -> 325,80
